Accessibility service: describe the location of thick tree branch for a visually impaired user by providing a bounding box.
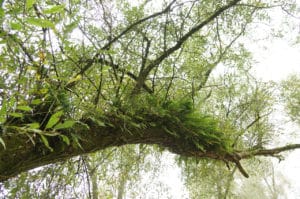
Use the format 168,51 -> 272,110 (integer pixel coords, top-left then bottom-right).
1,111 -> 299,182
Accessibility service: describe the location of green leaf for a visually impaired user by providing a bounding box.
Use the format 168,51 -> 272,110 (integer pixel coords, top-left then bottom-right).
54,120 -> 76,130
28,128 -> 42,134
193,141 -> 205,152
40,134 -> 53,152
26,17 -> 55,29
71,133 -> 83,150
66,74 -> 82,85
43,5 -> 65,14
10,22 -> 22,30
0,137 -> 6,150
31,99 -> 42,105
129,121 -> 141,129
64,20 -> 79,34
26,0 -> 36,9
39,88 -> 48,94
9,112 -> 23,118
88,116 -> 106,127
96,120 -> 106,127
26,122 -> 40,129
45,111 -> 63,129
0,99 -> 7,124
0,8 -> 5,22
162,126 -> 178,137
77,121 -> 90,130
16,105 -> 32,112
60,134 -> 70,145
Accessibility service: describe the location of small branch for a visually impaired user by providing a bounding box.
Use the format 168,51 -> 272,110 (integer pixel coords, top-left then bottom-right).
68,0 -> 176,83
133,0 -> 242,93
140,35 -> 151,73
48,29 -> 59,78
100,0 -> 176,50
93,63 -> 104,105
228,144 -> 300,177
238,144 -> 300,159
236,3 -> 282,10
65,56 -> 153,94
0,29 -> 34,63
234,159 -> 249,178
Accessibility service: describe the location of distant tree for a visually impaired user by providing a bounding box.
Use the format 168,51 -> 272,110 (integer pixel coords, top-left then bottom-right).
281,74 -> 300,125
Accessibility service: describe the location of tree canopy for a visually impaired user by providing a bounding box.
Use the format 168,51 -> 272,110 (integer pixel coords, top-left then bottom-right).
0,0 -> 300,197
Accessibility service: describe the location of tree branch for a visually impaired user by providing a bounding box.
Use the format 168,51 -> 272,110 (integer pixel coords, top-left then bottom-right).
238,144 -> 300,159
1,109 -> 300,182
0,29 -> 34,63
65,56 -> 153,93
133,0 -> 242,93
100,0 -> 176,50
63,0 -> 176,91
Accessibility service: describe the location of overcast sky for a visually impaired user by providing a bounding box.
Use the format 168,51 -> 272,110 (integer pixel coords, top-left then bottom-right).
252,36 -> 300,198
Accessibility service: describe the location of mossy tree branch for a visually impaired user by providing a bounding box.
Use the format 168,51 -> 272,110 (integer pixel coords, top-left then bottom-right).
1,112 -> 299,182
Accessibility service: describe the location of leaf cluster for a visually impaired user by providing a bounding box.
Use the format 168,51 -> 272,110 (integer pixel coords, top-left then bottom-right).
90,95 -> 234,154
159,99 -> 233,153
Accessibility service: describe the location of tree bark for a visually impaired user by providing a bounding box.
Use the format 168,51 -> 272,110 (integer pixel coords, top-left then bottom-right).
1,114 -> 300,182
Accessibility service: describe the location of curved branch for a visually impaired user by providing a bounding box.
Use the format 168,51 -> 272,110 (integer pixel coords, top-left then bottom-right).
1,109 -> 300,182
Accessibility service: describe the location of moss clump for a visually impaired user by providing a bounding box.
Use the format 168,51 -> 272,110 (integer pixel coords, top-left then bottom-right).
157,100 -> 233,153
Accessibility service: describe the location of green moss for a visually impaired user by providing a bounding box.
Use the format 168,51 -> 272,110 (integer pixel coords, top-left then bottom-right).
157,99 -> 233,154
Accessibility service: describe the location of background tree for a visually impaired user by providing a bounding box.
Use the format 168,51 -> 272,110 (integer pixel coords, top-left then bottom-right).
281,74 -> 300,125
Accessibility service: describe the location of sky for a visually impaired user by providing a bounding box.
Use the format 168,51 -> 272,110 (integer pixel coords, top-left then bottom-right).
247,4 -> 300,197
252,37 -> 300,198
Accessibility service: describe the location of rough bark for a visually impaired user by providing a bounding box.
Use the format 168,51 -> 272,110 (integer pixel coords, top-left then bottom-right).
1,115 -> 300,182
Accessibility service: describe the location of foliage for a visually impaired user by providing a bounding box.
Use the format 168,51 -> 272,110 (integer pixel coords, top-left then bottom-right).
281,74 -> 300,124
0,0 -> 299,198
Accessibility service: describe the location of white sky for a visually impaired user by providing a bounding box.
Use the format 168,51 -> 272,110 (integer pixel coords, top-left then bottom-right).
253,40 -> 300,81
252,38 -> 300,198
246,4 -> 300,196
